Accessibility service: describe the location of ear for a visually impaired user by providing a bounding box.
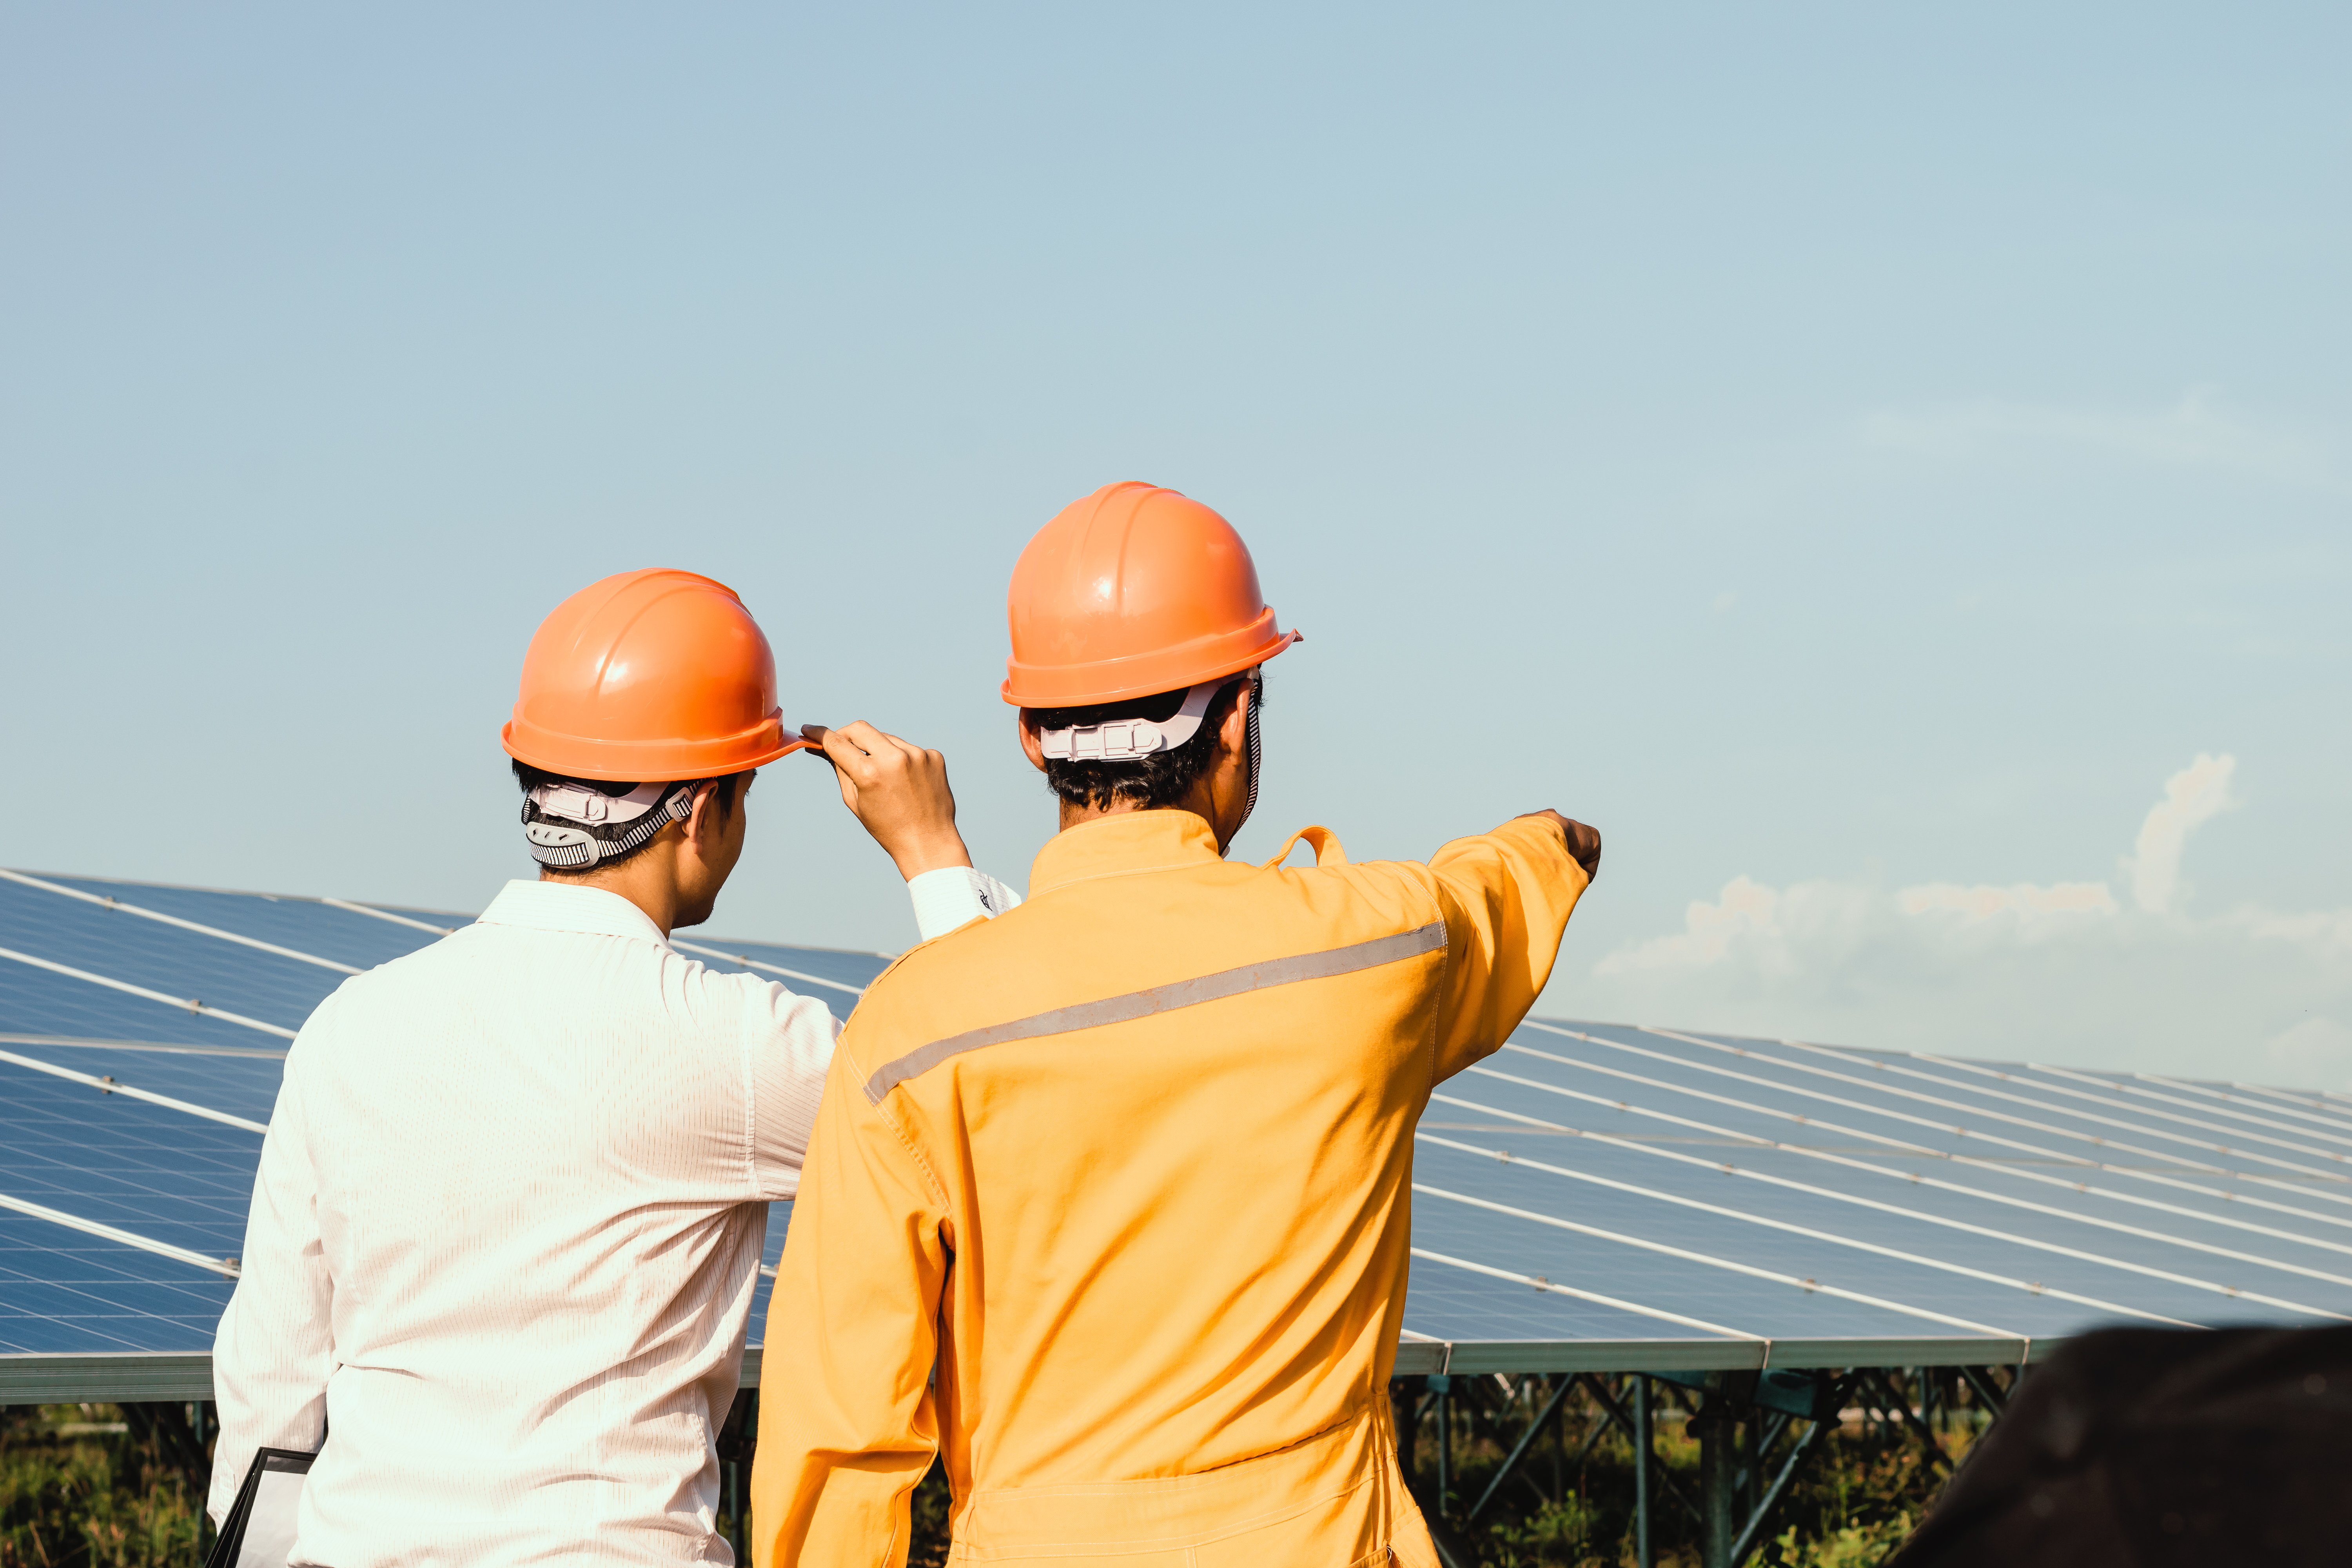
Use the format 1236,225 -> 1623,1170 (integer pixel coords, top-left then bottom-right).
1017,710 -> 1048,775
680,780 -> 723,852
1216,682 -> 1251,758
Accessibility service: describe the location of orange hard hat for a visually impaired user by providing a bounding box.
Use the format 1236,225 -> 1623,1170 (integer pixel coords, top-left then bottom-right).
501,568 -> 810,781
1002,482 -> 1299,708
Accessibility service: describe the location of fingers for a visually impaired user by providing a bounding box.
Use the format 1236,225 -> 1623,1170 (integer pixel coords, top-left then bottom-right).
799,726 -> 844,777
799,726 -> 868,810
800,722 -> 955,812
1561,817 -> 1602,881
799,720 -> 966,880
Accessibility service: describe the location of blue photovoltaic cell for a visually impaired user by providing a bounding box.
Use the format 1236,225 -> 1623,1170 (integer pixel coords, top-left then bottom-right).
9,867 -> 2352,1392
0,1212 -> 236,1354
1401,1259 -> 1746,1347
33,873 -> 457,973
1447,1023 -> 2352,1338
1412,1139 -> 2074,1341
0,1062 -> 261,1261
1429,1080 -> 2352,1307
0,878 -> 344,1035
690,937 -> 894,996
0,871 -> 902,1383
745,1202 -> 794,1349
1496,1025 -> 2352,1225
0,960 -> 287,1052
2,1044 -> 287,1126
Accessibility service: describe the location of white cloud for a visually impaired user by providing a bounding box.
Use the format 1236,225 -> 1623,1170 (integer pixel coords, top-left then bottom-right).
2229,907 -> 2352,958
1898,881 -> 2117,922
2127,753 -> 2237,914
1595,875 -> 1777,972
2262,1018 -> 2352,1094
1570,754 -> 2352,1090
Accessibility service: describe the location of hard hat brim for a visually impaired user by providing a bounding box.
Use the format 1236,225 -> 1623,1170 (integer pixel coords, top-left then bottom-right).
1001,621 -> 1300,709
500,715 -> 813,782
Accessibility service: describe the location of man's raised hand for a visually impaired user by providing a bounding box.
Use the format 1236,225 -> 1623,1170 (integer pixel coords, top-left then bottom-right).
802,722 -> 975,882
1519,809 -> 1602,882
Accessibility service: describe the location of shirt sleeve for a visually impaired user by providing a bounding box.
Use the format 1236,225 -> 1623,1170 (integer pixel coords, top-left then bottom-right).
749,1040 -> 949,1568
207,1030 -> 336,1526
747,983 -> 844,1201
906,866 -> 1023,944
1426,815 -> 1592,1085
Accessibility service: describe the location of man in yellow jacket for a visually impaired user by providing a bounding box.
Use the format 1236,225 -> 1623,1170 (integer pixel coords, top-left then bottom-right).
753,482 -> 1600,1567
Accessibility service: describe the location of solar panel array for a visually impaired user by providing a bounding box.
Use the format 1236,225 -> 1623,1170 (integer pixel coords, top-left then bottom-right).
4,866 -> 2348,1403
1396,1021 -> 2352,1372
0,867 -> 889,1398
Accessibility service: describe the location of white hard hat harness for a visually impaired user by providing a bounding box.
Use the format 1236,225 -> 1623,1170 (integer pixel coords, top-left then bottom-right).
1036,668 -> 1265,846
521,778 -> 702,869
1036,678 -> 1226,762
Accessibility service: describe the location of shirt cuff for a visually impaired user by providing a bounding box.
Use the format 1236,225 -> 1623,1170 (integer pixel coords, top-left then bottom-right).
907,866 -> 1023,943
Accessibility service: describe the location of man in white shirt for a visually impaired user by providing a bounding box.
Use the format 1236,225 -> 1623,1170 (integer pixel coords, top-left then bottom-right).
208,568 -> 1012,1564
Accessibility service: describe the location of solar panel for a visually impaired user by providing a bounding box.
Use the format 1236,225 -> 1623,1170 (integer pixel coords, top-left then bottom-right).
4,864 -> 2347,1405
0,868 -> 895,1398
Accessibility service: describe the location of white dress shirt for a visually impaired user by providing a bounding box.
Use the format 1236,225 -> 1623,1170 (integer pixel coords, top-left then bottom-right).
210,870 -> 1013,1565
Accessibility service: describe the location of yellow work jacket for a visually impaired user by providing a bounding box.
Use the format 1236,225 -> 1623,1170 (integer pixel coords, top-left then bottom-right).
751,810 -> 1588,1567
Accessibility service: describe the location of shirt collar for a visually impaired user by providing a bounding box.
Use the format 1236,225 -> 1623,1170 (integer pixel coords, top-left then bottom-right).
1027,810 -> 1223,899
475,879 -> 672,948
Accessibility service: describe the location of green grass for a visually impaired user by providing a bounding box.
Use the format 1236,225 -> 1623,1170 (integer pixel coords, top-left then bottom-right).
0,1407 -> 208,1568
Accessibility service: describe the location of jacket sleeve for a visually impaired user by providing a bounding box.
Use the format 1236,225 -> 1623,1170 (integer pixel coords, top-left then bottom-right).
207,1034 -> 336,1526
1425,815 -> 1591,1085
750,1036 -> 951,1568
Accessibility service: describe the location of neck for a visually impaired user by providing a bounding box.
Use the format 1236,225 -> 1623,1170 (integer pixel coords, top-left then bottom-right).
1058,780 -> 1224,849
1056,795 -> 1148,833
539,859 -> 682,937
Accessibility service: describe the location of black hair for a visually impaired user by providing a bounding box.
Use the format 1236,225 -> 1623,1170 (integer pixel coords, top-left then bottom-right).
1029,674 -> 1258,813
510,761 -> 749,870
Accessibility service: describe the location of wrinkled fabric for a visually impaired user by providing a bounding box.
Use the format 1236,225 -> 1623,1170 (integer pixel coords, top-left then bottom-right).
214,880 -> 853,1566
752,810 -> 1589,1567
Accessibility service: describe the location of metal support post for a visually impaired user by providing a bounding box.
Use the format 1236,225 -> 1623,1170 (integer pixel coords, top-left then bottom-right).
1696,1399 -> 1735,1568
1581,1374 -> 1700,1524
1726,1383 -> 1851,1568
1394,1379 -> 1419,1481
1863,1367 -> 1953,1473
1958,1364 -> 2008,1422
1572,1401 -> 1610,1465
1431,1374 -> 1452,1516
1469,1374 -> 1578,1523
1742,1404 -> 1763,1518
1633,1376 -> 1654,1568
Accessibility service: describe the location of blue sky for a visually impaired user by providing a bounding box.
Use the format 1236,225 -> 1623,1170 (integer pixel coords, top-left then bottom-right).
4,6 -> 2346,1085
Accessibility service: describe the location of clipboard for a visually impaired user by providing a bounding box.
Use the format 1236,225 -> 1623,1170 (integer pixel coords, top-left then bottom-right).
202,1447 -> 317,1568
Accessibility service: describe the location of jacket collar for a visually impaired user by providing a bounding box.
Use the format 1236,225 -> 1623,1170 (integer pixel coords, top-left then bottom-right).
1027,810 -> 1223,899
475,879 -> 672,948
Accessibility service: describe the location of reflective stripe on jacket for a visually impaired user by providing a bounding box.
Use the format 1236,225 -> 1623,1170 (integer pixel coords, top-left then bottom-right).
751,810 -> 1589,1566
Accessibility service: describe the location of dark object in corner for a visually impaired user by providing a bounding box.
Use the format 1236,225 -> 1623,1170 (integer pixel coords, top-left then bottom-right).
201,1447 -> 317,1568
1890,1326 -> 2352,1568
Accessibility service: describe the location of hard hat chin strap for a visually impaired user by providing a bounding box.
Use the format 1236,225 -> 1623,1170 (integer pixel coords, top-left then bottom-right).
521,779 -> 700,869
1038,679 -> 1227,763
1236,668 -> 1264,840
